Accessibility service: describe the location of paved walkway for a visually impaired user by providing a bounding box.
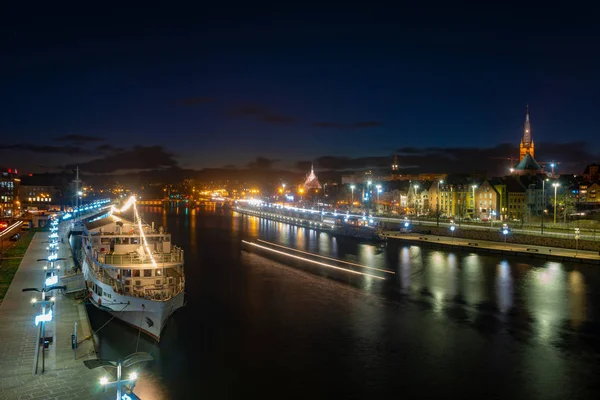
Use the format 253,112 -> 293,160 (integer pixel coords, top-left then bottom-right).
0,222 -> 113,400
384,231 -> 600,264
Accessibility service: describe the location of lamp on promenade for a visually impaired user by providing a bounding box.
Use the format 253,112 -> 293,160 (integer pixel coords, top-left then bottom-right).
85,352 -> 154,400
367,180 -> 372,212
471,184 -> 478,219
502,226 -> 510,248
450,224 -> 456,243
437,180 -> 444,227
414,184 -> 419,217
541,178 -> 548,234
552,182 -> 560,225
23,285 -> 67,374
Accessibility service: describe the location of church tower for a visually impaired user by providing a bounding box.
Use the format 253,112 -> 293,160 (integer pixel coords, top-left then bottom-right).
519,105 -> 535,162
391,153 -> 399,173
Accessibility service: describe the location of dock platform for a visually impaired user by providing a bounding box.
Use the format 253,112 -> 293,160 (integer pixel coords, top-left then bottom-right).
0,222 -> 112,399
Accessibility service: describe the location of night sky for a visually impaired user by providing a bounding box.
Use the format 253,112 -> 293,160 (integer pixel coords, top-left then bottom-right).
2,4 -> 599,176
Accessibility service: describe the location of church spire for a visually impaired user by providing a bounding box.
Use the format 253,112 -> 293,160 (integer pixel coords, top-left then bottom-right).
519,104 -> 535,162
523,104 -> 531,146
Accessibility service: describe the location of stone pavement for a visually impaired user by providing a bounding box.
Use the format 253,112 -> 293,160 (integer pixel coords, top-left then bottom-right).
0,222 -> 115,400
385,231 -> 600,264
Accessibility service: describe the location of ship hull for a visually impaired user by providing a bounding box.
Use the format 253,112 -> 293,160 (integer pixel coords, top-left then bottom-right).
82,252 -> 184,341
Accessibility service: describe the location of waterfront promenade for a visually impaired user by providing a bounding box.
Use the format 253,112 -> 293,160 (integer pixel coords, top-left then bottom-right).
385,231 -> 600,264
0,222 -> 112,399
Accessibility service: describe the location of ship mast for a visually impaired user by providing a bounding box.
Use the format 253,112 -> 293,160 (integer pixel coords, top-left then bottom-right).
73,166 -> 82,222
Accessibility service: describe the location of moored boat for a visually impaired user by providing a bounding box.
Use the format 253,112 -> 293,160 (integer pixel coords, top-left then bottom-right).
81,196 -> 185,341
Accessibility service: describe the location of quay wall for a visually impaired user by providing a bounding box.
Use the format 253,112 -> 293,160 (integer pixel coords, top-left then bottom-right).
378,222 -> 600,253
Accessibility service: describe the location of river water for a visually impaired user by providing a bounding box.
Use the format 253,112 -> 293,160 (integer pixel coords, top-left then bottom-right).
86,203 -> 600,399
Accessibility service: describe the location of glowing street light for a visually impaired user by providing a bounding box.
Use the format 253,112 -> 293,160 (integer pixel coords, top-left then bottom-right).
437,180 -> 444,227
413,184 -> 419,216
84,352 -> 153,400
450,224 -> 456,242
471,185 -> 478,219
22,285 -> 66,374
350,185 -> 355,204
502,227 -> 510,247
541,178 -> 549,234
553,182 -> 560,225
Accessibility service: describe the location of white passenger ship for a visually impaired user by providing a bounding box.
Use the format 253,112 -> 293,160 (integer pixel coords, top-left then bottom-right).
81,196 -> 185,341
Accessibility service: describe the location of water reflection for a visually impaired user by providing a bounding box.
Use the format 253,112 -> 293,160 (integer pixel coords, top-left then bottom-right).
496,261 -> 513,313
568,270 -> 586,329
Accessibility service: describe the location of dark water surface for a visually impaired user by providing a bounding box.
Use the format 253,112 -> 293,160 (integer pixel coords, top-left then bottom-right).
87,204 -> 600,399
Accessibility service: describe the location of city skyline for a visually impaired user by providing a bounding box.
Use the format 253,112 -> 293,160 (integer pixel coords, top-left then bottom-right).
2,4 -> 599,176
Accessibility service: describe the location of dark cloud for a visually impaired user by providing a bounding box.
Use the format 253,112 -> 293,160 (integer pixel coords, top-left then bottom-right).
96,144 -> 125,153
64,145 -> 178,174
311,121 -> 383,129
295,156 -> 389,172
294,142 -> 598,176
0,143 -> 91,155
393,142 -> 599,176
178,97 -> 215,106
54,134 -> 103,143
247,157 -> 279,169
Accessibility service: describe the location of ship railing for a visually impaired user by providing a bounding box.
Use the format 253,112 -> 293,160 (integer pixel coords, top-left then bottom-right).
94,247 -> 184,265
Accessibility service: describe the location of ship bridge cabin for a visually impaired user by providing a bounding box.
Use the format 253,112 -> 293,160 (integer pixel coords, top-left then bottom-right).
83,216 -> 184,300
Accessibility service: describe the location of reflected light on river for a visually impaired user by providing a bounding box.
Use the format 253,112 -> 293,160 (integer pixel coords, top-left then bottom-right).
318,232 -> 330,253
295,226 -> 305,248
190,207 -> 196,251
527,262 -> 567,342
460,253 -> 486,305
398,247 -> 413,290
247,215 -> 259,235
568,269 -> 586,330
495,261 -> 513,313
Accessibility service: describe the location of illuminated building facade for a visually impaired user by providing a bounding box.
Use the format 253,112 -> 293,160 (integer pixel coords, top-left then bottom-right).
19,185 -> 60,210
0,168 -> 20,217
303,164 -> 322,190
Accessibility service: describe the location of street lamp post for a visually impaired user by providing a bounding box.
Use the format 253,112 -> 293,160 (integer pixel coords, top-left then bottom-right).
471,185 -> 477,220
553,182 -> 560,225
502,227 -> 509,248
437,180 -> 443,227
350,185 -> 355,205
85,352 -> 154,400
414,184 -> 419,217
367,180 -> 372,212
575,228 -> 580,257
541,178 -> 548,234
23,285 -> 66,374
450,224 -> 456,243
